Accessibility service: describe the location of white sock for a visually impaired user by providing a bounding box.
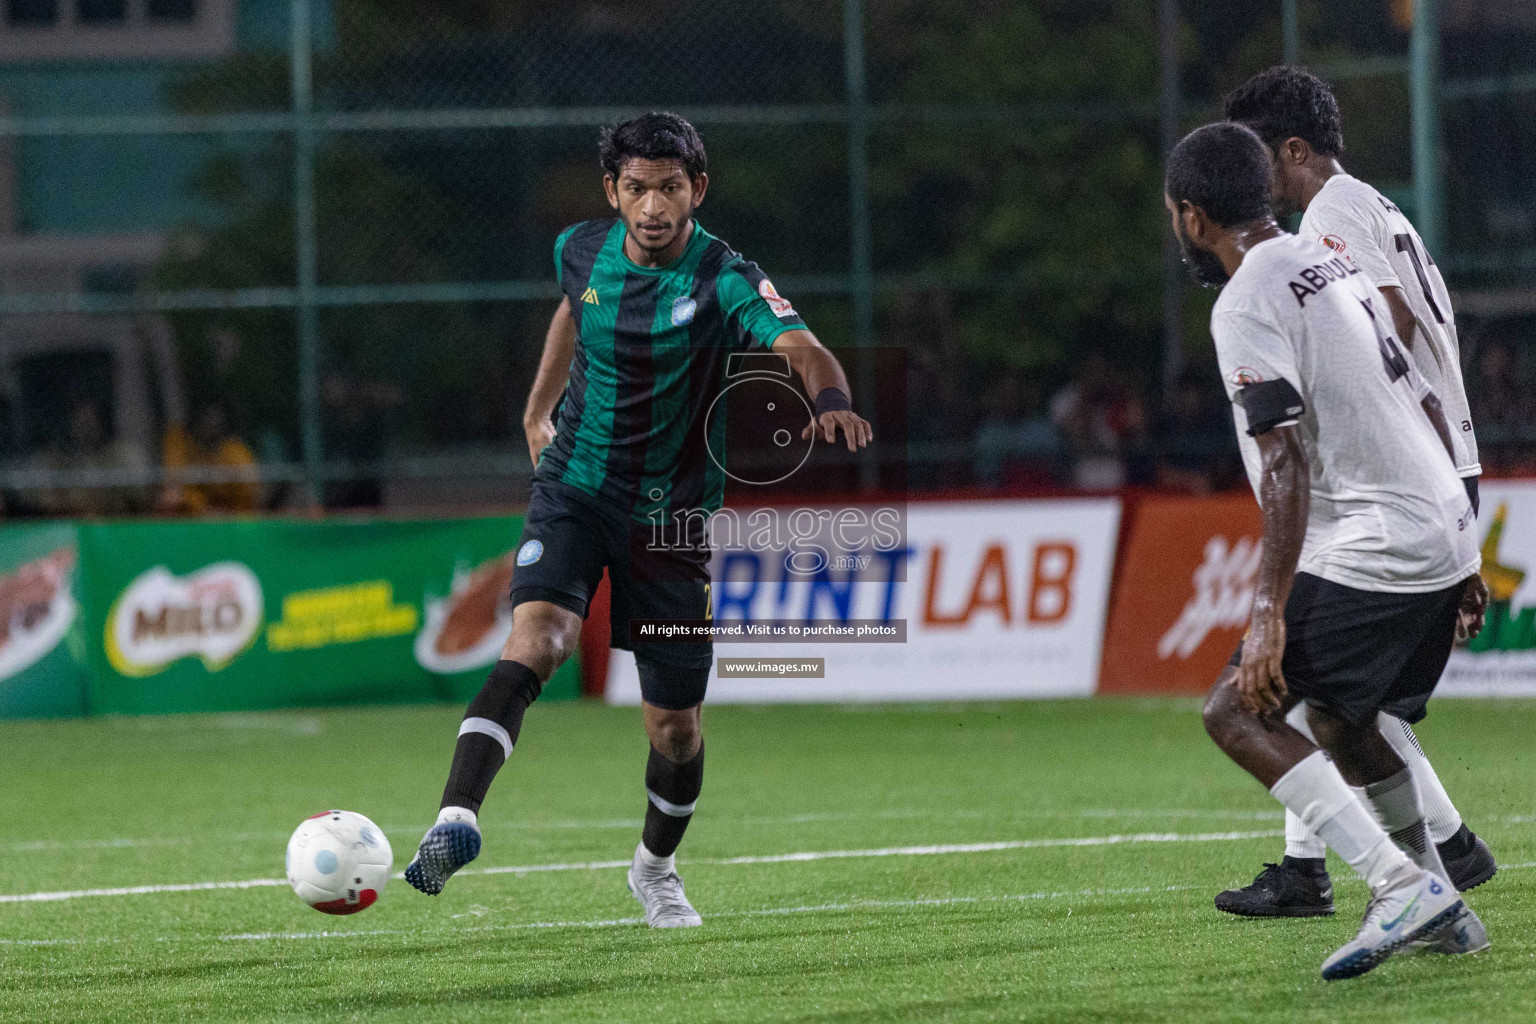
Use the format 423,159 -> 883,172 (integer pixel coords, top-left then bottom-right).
1378,713 -> 1463,845
1362,767 -> 1451,882
436,806 -> 478,829
1284,808 -> 1329,859
1270,751 -> 1413,891
636,841 -> 675,877
1281,705 -> 1328,859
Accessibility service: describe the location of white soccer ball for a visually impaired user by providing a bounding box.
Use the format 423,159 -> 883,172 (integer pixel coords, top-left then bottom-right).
285,809 -> 393,915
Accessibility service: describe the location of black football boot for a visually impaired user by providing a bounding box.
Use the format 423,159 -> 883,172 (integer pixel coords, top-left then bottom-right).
1215,856 -> 1335,918
1438,823 -> 1497,892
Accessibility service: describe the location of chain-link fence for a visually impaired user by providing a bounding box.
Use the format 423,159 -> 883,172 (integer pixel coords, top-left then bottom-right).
0,0 -> 1533,517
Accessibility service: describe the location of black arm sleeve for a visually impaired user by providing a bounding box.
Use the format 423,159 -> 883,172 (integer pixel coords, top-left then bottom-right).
1464,474 -> 1480,517
1239,379 -> 1305,436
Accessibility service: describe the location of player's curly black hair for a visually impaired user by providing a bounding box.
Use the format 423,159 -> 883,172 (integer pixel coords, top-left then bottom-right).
1164,122 -> 1275,227
1223,65 -> 1344,157
599,112 -> 707,181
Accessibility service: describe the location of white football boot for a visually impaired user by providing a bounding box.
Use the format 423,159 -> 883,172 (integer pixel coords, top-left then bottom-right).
1417,903 -> 1491,955
626,843 -> 703,928
1321,863 -> 1464,980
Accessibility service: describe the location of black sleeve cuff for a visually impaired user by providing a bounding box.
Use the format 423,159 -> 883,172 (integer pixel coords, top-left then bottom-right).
1240,379 -> 1305,436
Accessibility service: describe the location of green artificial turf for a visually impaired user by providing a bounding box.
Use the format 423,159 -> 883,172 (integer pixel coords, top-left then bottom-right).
1,698 -> 1533,1022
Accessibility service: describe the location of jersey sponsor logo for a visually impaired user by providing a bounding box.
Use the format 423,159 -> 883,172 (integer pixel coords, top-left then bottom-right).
104,562 -> 264,676
1228,367 -> 1264,386
758,278 -> 797,319
671,295 -> 697,326
581,287 -> 600,305
516,540 -> 544,567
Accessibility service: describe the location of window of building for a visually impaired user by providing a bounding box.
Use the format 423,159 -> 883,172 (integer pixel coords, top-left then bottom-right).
146,0 -> 193,22
77,0 -> 126,25
5,0 -> 59,27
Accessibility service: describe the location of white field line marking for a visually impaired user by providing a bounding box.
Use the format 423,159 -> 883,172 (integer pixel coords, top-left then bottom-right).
7,863 -> 1536,947
0,808 -> 1287,852
0,877 -> 292,903
0,883 -> 1206,946
0,829 -> 1279,904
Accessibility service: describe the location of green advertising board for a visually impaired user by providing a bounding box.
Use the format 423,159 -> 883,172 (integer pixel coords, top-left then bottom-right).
0,521 -> 89,718
0,515 -> 577,719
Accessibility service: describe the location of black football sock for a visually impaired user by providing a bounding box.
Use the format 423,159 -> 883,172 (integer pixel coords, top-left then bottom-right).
641,742 -> 704,860
440,660 -> 543,815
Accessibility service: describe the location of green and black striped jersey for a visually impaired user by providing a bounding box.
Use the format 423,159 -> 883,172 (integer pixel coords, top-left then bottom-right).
538,219 -> 807,520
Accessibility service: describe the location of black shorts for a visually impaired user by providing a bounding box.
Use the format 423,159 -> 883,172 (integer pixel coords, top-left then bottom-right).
1228,572 -> 1470,726
510,479 -> 711,708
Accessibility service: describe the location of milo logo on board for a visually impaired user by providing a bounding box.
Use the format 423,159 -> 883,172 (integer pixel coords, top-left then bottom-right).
105,562 -> 264,676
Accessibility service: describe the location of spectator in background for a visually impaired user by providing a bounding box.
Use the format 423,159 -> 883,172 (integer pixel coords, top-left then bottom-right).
973,370 -> 1063,489
36,397 -> 152,517
323,371 -> 403,510
1049,351 -> 1147,490
1152,369 -> 1241,494
160,403 -> 260,515
1466,342 -> 1536,474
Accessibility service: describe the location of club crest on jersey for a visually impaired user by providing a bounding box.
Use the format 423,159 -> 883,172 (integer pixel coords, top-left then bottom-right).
1229,367 -> 1264,386
758,278 -> 797,319
671,295 -> 697,326
516,540 -> 544,567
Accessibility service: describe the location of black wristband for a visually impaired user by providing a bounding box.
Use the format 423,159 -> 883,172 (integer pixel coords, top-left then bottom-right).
814,387 -> 852,415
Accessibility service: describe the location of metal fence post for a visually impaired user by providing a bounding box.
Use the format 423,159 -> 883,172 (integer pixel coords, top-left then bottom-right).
1159,0 -> 1184,396
843,0 -> 878,490
291,0 -> 323,505
1282,0 -> 1300,65
1410,0 -> 1442,256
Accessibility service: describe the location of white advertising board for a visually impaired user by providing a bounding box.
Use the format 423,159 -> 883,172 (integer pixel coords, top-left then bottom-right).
1441,481 -> 1536,696
606,498 -> 1121,704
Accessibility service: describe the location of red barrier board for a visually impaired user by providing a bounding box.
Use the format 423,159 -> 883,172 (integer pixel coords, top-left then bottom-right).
1098,493 -> 1262,695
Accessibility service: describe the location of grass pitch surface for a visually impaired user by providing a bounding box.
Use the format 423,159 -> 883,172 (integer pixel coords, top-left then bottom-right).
2,698 -> 1534,1023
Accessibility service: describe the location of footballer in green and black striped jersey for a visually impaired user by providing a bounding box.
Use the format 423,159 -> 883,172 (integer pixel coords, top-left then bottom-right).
406,113 -> 871,923
540,217 -> 807,523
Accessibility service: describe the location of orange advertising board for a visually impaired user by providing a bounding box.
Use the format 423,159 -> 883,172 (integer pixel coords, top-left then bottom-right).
1098,494 -> 1263,695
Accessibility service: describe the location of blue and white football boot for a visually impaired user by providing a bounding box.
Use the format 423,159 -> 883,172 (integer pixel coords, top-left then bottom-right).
1321,863 -> 1465,981
1418,903 -> 1491,956
404,808 -> 482,896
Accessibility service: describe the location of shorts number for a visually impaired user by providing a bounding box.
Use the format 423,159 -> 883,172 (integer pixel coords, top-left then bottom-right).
1394,232 -> 1446,324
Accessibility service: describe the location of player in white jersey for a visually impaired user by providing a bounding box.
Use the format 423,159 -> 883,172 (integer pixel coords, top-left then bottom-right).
1218,66 -> 1496,918
1166,123 -> 1489,979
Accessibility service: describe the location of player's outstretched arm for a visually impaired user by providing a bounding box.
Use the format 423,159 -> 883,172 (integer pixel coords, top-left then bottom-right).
1239,424 -> 1309,715
770,329 -> 872,453
523,297 -> 577,467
